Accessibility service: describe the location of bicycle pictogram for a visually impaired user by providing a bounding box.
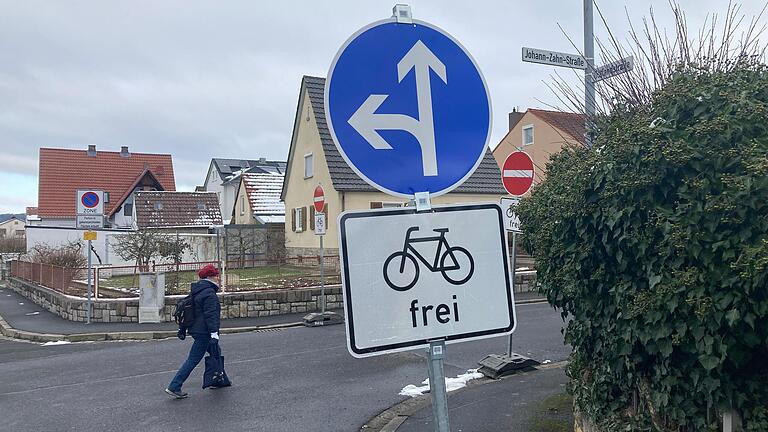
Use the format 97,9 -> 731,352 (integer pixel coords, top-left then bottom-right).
383,226 -> 475,291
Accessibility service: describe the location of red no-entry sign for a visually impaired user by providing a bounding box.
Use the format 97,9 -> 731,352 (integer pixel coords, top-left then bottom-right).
313,185 -> 325,212
502,151 -> 535,196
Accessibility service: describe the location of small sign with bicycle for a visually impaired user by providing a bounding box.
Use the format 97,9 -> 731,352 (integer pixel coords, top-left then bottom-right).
338,203 -> 515,357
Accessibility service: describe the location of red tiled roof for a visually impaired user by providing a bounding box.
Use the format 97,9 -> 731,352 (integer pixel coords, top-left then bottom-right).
26,207 -> 38,216
38,148 -> 175,218
528,109 -> 586,145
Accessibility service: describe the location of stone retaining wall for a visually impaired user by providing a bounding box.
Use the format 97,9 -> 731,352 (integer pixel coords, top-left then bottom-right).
8,277 -> 342,323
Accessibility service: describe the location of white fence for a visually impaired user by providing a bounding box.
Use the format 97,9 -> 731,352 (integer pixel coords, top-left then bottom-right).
25,226 -> 220,266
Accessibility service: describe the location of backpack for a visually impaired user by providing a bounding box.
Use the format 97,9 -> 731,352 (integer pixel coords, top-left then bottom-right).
174,293 -> 196,327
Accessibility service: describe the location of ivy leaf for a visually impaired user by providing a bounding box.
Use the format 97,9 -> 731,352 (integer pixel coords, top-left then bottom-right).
725,308 -> 740,327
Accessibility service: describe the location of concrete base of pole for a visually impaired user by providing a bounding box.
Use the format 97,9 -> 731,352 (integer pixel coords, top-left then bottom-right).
477,353 -> 539,379
302,311 -> 344,327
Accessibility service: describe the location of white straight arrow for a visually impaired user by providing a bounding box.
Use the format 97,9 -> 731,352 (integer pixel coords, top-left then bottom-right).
348,40 -> 447,176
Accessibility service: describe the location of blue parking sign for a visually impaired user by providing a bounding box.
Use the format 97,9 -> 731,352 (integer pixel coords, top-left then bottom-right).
325,18 -> 492,198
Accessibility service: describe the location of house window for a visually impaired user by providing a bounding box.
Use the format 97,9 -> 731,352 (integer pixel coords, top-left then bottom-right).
0,229 -> 5,237
304,153 -> 313,178
124,203 -> 133,216
292,207 -> 306,232
197,203 -> 206,211
240,196 -> 245,216
522,124 -> 534,146
154,202 -> 163,210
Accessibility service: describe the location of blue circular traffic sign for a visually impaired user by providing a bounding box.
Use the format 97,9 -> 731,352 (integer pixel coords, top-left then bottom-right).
81,192 -> 99,208
325,18 -> 491,197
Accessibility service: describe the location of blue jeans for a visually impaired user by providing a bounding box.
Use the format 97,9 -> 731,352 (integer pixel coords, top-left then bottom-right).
168,335 -> 215,391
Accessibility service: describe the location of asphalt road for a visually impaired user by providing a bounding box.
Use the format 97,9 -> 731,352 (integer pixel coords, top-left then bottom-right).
0,302 -> 568,432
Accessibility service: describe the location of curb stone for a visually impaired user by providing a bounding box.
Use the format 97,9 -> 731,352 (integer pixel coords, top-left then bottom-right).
0,310 -> 305,344
361,361 -> 567,432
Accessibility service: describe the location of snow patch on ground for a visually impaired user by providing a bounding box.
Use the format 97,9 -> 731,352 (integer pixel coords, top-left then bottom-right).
42,341 -> 71,346
399,369 -> 484,397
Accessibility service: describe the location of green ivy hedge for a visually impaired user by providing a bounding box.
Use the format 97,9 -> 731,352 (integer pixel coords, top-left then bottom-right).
518,63 -> 768,430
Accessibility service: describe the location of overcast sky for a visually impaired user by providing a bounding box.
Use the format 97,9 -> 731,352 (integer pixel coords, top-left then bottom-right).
1,0 -> 764,213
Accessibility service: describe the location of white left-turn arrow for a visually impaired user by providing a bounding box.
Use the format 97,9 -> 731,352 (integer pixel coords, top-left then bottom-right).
348,40 -> 447,176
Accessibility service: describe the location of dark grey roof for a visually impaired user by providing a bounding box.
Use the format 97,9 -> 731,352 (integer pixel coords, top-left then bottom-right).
212,158 -> 287,182
303,76 -> 507,194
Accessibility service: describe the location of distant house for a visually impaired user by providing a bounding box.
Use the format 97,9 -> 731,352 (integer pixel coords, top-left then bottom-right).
34,145 -> 175,229
231,172 -> 285,225
280,76 -> 507,256
492,108 -> 585,188
202,158 -> 286,224
0,217 -> 25,238
134,191 -> 222,233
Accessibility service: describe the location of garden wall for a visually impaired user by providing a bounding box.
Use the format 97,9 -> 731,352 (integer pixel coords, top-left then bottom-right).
8,277 -> 343,323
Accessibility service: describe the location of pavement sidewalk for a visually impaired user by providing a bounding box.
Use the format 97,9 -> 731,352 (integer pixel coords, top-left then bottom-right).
0,284 -> 315,342
369,363 -> 570,432
0,281 -> 546,343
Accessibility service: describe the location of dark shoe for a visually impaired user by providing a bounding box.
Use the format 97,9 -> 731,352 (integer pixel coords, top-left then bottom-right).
164,388 -> 188,399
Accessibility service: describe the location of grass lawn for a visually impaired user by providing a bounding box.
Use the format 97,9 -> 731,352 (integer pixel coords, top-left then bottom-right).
100,265 -> 319,294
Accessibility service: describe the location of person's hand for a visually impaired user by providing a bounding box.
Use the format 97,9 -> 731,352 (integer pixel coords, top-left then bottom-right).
210,332 -> 219,342
177,328 -> 186,340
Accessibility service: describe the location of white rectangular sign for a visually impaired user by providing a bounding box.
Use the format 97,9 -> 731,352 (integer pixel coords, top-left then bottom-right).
500,197 -> 522,233
338,203 -> 516,358
595,56 -> 634,82
522,46 -> 586,69
76,190 -> 104,215
314,212 -> 326,236
76,215 -> 104,229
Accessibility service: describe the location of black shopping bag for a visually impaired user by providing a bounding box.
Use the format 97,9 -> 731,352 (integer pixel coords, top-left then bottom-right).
202,342 -> 232,389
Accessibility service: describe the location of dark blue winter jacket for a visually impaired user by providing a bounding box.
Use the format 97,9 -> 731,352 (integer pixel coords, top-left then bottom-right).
185,279 -> 221,336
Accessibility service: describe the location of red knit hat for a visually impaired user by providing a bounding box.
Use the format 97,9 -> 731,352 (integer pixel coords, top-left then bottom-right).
198,264 -> 220,279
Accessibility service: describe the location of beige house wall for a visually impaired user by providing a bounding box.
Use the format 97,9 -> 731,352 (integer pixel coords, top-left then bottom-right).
232,178 -> 253,225
284,89 -> 506,255
284,88 -> 342,253
492,111 -> 580,188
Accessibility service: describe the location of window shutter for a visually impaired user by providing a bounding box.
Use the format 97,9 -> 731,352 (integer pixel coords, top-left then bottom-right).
291,208 -> 296,232
301,207 -> 308,231
309,206 -> 315,231
370,202 -> 383,209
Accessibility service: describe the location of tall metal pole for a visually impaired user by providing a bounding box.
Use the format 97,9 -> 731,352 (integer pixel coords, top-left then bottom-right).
584,0 -> 595,148
320,233 -> 325,314
427,340 -> 450,432
86,239 -> 92,324
507,231 -> 517,356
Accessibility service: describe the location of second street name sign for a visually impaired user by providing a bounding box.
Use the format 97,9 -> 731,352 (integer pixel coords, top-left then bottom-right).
522,47 -> 586,69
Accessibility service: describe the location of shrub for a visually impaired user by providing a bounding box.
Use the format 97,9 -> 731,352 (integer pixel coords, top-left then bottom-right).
30,241 -> 87,268
519,62 -> 768,430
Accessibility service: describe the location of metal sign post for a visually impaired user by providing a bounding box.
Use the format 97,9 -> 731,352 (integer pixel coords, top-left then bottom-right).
86,239 -> 93,324
506,231 -> 517,357
427,339 -> 450,432
320,233 -> 325,314
303,187 -> 342,327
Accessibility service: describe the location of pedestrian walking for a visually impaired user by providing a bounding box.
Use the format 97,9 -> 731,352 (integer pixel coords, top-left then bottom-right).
165,264 -> 223,399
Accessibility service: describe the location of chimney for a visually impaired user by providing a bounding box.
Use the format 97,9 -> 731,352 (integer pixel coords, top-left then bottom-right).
120,146 -> 130,157
87,144 -> 97,157
258,157 -> 266,163
508,108 -> 524,132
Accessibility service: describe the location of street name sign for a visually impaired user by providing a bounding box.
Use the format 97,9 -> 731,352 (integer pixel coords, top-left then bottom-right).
76,190 -> 105,229
338,203 -> 515,357
325,17 -> 492,197
502,151 -> 535,197
522,47 -> 586,69
500,197 -> 522,233
594,55 -> 634,82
